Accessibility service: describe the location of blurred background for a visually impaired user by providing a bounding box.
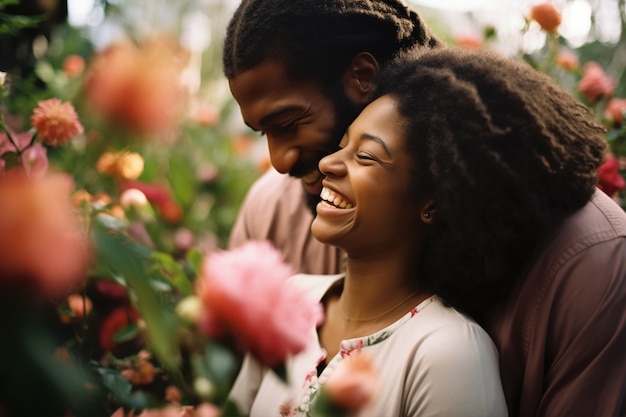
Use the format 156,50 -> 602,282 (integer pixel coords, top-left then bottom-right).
0,1 -> 625,415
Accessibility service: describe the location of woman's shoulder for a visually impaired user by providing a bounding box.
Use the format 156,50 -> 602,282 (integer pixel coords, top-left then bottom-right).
288,273 -> 344,301
406,298 -> 498,357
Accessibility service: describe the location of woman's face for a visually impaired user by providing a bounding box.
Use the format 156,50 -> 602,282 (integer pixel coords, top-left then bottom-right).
311,95 -> 429,256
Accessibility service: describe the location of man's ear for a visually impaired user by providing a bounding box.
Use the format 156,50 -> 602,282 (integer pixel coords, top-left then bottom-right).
342,52 -> 379,106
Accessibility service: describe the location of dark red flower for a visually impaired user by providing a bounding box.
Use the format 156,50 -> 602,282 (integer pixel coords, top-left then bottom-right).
598,155 -> 626,198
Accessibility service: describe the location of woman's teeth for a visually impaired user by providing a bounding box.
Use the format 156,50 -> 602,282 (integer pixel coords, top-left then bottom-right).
320,187 -> 353,209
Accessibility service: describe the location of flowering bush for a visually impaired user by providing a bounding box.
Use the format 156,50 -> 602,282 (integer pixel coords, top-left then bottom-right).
453,1 -> 626,207
0,19 -> 277,416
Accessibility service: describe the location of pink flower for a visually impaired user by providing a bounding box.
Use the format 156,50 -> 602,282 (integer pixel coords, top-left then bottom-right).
60,293 -> 93,323
30,98 -> 84,146
323,352 -> 380,413
120,180 -> 183,224
606,98 -> 626,125
63,54 -> 85,77
578,61 -> 615,102
455,34 -> 483,49
556,50 -> 579,71
84,35 -> 189,136
21,143 -> 49,179
598,154 -> 625,198
529,3 -> 562,33
0,170 -> 89,300
196,241 -> 324,367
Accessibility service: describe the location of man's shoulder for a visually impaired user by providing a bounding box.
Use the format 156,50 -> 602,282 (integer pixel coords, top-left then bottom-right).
547,189 -> 626,253
247,169 -> 303,194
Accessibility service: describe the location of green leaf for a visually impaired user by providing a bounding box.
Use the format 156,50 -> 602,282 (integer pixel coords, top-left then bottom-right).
113,323 -> 140,344
168,153 -> 197,207
95,367 -> 132,399
91,219 -> 181,374
150,252 -> 193,296
221,399 -> 244,417
186,247 -> 204,277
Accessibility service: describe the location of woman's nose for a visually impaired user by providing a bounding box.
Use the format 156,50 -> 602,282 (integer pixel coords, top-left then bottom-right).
318,149 -> 347,177
267,136 -> 299,174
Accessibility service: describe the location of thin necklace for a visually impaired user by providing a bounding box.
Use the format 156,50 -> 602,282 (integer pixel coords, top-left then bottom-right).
340,291 -> 419,323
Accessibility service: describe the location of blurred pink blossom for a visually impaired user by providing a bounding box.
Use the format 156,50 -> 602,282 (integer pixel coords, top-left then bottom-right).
84,35 -> 190,136
0,170 -> 89,300
21,143 -> 49,179
63,54 -> 85,77
323,351 -> 380,413
578,61 -> 615,102
196,241 -> 324,367
556,50 -> 579,71
30,98 -> 84,146
606,98 -> 626,125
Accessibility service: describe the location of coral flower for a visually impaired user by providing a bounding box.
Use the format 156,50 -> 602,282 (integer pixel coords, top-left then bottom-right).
578,61 -> 615,102
84,35 -> 190,137
196,241 -> 324,367
63,54 -> 86,77
0,170 -> 89,300
606,98 -> 626,125
455,34 -> 483,50
30,98 -> 84,146
556,50 -> 579,71
529,3 -> 562,33
323,351 -> 380,413
598,154 -> 626,198
96,151 -> 145,180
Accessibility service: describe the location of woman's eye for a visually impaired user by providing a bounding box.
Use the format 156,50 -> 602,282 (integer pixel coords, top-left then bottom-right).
356,153 -> 376,161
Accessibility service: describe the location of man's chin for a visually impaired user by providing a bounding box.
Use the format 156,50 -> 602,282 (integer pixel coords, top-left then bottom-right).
303,189 -> 321,215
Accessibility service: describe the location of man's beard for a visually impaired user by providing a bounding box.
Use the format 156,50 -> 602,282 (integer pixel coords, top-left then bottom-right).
303,87 -> 362,215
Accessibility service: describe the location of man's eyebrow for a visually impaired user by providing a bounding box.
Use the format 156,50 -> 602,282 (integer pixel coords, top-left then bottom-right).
361,133 -> 392,158
258,107 -> 298,127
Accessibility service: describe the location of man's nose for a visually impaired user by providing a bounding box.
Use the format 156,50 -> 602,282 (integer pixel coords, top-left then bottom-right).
267,138 -> 299,174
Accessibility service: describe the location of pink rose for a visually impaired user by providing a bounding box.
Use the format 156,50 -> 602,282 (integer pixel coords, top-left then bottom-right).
606,98 -> 626,125
578,61 -> 615,102
323,351 -> 380,413
196,241 -> 324,367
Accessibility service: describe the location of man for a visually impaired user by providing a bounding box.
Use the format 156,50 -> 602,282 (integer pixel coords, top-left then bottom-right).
224,0 -> 441,274
222,1 -> 626,416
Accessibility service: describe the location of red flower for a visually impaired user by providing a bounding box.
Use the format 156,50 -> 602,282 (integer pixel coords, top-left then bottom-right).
598,154 -> 626,198
30,98 -> 84,146
98,306 -> 141,354
529,3 -> 562,33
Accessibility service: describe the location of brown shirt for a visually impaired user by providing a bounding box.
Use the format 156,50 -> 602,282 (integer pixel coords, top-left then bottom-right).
486,189 -> 626,417
229,172 -> 626,417
227,169 -> 345,275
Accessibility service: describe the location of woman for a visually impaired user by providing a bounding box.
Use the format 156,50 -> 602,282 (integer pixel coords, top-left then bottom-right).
227,48 -> 554,417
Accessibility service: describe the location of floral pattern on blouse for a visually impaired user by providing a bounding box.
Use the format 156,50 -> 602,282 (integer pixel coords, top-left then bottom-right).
289,295 -> 436,416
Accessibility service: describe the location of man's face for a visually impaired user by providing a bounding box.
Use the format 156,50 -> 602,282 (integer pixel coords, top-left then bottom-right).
229,59 -> 360,197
